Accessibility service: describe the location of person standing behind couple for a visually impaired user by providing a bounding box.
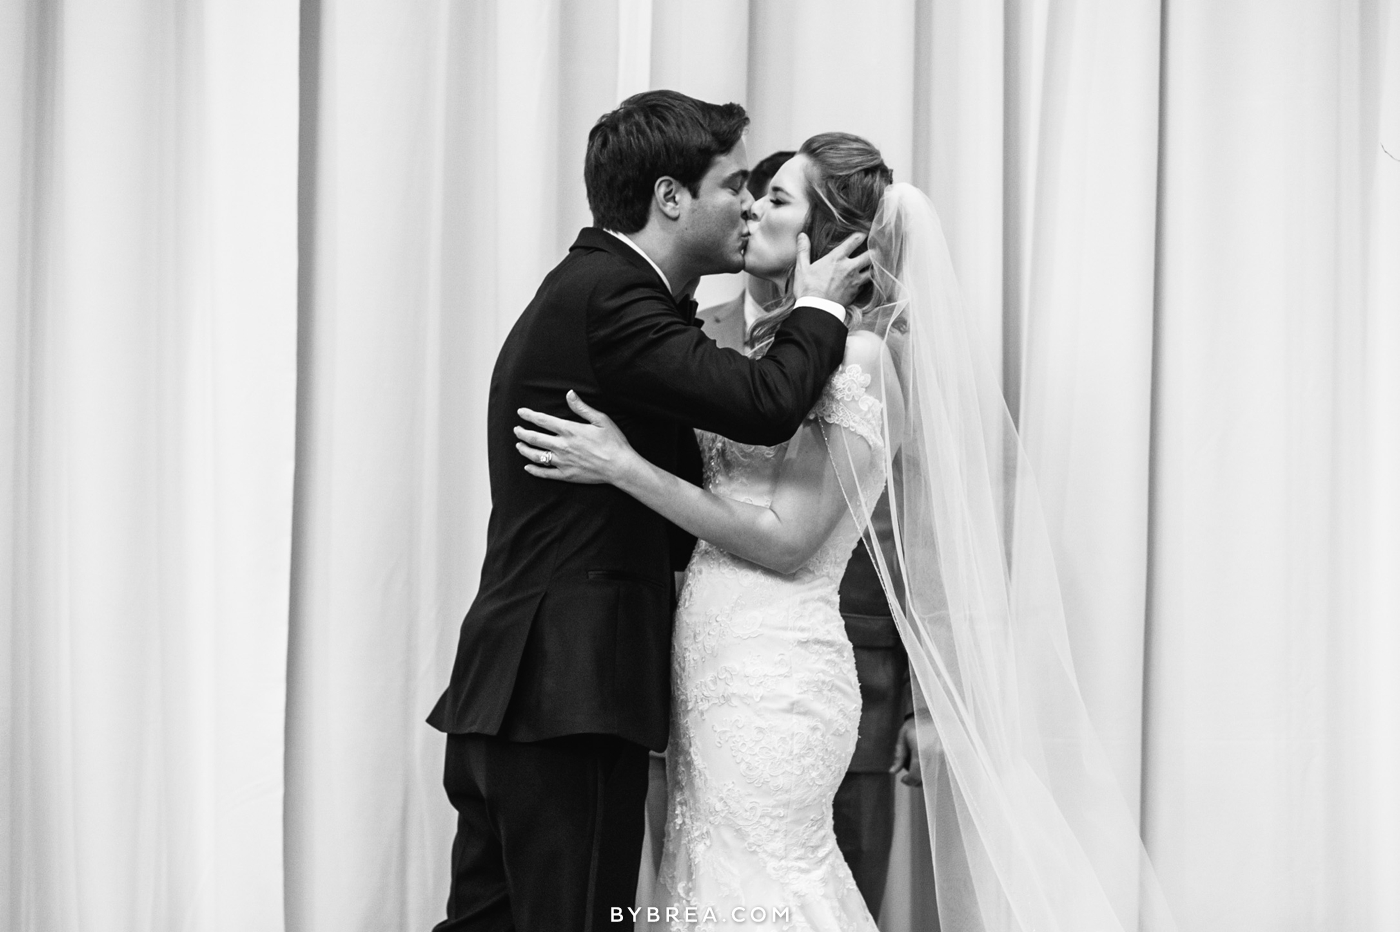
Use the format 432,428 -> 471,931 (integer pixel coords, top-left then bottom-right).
693,149 -> 920,922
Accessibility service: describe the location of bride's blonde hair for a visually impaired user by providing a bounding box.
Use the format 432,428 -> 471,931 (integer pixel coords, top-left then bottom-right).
749,132 -> 894,351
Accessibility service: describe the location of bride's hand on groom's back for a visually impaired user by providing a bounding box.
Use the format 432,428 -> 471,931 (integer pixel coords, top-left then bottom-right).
793,231 -> 874,309
515,391 -> 638,486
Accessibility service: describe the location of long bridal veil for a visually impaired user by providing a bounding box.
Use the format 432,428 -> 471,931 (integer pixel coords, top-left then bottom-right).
824,183 -> 1177,932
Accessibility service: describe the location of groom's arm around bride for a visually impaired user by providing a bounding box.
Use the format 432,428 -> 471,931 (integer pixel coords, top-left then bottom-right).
426,90 -> 872,932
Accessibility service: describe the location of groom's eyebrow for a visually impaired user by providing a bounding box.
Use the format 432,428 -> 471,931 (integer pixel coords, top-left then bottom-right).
725,168 -> 750,190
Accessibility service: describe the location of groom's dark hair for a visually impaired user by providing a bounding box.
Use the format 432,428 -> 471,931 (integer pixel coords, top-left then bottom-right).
585,90 -> 749,233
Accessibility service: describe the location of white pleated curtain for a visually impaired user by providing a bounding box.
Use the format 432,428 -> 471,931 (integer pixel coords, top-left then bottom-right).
2,2 -> 1397,931
0,2 -> 300,929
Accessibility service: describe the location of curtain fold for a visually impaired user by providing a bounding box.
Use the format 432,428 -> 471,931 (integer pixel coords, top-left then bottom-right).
1144,2 -> 1399,927
2,1 -> 299,929
286,4 -> 458,929
1359,15 -> 1400,929
1009,0 -> 1162,807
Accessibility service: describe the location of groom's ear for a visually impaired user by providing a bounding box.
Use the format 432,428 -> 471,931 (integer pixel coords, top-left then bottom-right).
653,176 -> 684,221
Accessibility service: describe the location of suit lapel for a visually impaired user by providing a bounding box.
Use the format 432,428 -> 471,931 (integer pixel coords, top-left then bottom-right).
570,228 -> 673,300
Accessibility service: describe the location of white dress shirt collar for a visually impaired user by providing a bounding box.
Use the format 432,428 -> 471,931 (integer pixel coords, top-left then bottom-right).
605,229 -> 672,295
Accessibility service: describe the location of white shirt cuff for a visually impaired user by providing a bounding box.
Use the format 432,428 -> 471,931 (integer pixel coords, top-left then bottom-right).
794,296 -> 847,323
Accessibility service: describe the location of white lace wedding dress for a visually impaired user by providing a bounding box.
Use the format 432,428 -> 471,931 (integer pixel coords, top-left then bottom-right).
648,358 -> 887,932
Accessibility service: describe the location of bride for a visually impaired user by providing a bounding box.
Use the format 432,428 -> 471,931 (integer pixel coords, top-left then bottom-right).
515,133 -> 1177,932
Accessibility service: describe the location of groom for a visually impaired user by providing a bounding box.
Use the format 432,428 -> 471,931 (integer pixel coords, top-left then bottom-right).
427,90 -> 872,931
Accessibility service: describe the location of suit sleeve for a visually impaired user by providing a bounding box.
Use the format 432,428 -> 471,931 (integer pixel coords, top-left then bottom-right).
588,275 -> 847,447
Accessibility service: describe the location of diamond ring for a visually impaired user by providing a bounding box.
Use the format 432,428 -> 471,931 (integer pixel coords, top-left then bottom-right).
541,451 -> 553,466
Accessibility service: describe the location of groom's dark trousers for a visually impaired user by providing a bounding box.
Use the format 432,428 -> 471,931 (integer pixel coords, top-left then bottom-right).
428,229 -> 848,932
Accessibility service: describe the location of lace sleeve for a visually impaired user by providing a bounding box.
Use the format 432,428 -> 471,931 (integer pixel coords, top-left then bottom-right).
808,363 -> 885,452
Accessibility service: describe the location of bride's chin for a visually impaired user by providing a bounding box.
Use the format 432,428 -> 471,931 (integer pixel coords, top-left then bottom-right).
742,259 -> 783,285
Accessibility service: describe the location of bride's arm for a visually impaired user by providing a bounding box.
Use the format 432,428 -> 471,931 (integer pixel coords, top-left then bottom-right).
617,417 -> 849,575
515,332 -> 897,575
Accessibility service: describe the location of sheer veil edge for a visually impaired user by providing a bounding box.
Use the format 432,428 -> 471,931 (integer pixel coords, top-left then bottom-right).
822,183 -> 1179,932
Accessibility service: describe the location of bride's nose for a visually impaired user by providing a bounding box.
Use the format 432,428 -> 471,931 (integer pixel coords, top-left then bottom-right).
748,196 -> 768,221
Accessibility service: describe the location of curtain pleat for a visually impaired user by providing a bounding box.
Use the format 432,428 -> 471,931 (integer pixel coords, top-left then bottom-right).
1145,2 -> 1398,928
1010,0 -> 1162,811
2,1 -> 299,930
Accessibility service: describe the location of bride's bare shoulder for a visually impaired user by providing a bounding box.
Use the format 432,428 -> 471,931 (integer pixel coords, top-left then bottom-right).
842,329 -> 889,369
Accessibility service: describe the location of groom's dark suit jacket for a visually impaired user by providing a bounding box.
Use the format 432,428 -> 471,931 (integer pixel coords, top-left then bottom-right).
428,229 -> 847,752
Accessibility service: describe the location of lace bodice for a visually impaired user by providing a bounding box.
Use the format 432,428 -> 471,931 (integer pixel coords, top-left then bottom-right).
807,364 -> 885,453
693,361 -> 886,586
647,358 -> 889,931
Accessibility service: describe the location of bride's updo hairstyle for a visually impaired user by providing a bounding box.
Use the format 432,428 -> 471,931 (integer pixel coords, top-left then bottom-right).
799,133 -> 893,301
750,132 -> 894,349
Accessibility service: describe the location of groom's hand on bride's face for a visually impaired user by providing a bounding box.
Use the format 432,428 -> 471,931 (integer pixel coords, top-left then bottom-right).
793,231 -> 873,309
